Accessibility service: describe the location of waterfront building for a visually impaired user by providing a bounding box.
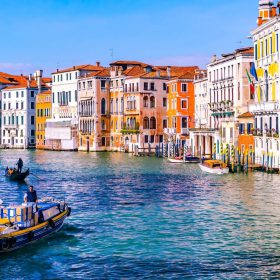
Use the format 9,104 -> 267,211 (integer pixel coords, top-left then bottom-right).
190,47 -> 254,159
109,61 -> 148,151
36,90 -> 52,149
250,0 -> 280,168
46,63 -> 104,150
1,70 -> 50,148
123,66 -> 169,152
77,68 -> 111,151
165,67 -> 199,147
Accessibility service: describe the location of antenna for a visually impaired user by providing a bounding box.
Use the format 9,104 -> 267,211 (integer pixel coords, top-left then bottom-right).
109,48 -> 114,59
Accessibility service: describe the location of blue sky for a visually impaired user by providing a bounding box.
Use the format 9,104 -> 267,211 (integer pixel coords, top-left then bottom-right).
0,0 -> 259,75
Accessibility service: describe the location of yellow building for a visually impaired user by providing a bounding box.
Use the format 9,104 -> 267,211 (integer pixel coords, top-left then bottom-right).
36,91 -> 52,149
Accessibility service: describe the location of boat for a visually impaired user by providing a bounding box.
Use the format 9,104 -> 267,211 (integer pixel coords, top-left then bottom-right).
0,198 -> 71,253
168,156 -> 200,164
5,168 -> 30,181
199,160 -> 229,175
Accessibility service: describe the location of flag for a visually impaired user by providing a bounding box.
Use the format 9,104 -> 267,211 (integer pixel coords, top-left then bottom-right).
246,69 -> 255,96
250,62 -> 258,81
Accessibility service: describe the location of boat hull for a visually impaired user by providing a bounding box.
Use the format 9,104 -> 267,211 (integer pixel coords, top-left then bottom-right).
168,157 -> 200,164
0,209 -> 68,253
199,164 -> 229,175
5,169 -> 30,182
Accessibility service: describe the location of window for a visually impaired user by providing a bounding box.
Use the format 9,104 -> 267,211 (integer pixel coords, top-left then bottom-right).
163,83 -> 167,91
181,83 -> 188,92
150,83 -> 155,91
143,117 -> 149,129
144,135 -> 149,143
31,116 -> 35,125
163,98 -> 167,107
101,98 -> 106,114
150,117 -> 156,129
143,96 -> 149,107
31,102 -> 34,109
182,117 -> 188,128
150,96 -> 155,108
31,130 -> 35,136
16,92 -> 19,98
101,80 -> 106,90
21,91 -> 24,97
144,82 -> 148,90
150,135 -> 155,143
75,90 -> 77,102
31,91 -> 35,98
181,99 -> 188,109
163,119 -> 167,129
21,116 -> 24,125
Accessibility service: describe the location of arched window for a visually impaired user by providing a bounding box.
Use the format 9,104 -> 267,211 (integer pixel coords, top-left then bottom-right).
143,117 -> 149,129
101,119 -> 106,130
127,118 -> 130,129
265,70 -> 269,101
116,98 -> 118,114
101,98 -> 106,114
150,117 -> 156,129
133,96 -> 136,109
143,96 -> 149,107
150,96 -> 155,108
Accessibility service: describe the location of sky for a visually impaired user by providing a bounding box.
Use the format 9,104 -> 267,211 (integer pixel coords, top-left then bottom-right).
0,0 -> 260,76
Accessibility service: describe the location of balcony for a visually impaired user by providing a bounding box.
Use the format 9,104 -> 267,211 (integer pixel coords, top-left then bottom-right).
249,101 -> 279,114
164,128 -> 176,134
121,123 -> 140,134
181,128 -> 189,135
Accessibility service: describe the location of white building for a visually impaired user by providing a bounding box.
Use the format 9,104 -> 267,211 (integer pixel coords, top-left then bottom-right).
45,63 -> 104,150
190,48 -> 254,158
1,71 -> 50,148
250,0 -> 280,168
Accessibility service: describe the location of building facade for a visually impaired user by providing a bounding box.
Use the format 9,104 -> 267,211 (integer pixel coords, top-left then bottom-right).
78,69 -> 111,151
36,90 -> 52,149
250,0 -> 280,168
46,63 -> 104,150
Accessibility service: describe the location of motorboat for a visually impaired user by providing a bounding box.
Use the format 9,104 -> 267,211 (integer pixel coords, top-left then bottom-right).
0,198 -> 71,253
168,156 -> 200,164
199,160 -> 229,175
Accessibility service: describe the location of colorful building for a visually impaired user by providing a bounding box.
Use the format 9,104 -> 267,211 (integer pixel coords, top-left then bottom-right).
250,0 -> 280,168
77,69 -> 111,151
36,90 -> 52,149
165,67 -> 198,147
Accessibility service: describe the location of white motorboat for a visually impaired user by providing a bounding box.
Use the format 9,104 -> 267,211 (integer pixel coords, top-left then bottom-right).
199,160 -> 229,175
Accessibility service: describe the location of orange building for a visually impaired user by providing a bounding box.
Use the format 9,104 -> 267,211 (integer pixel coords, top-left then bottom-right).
36,91 -> 52,149
166,68 -> 198,146
237,112 -> 255,154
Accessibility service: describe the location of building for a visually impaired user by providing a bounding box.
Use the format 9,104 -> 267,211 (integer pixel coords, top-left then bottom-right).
1,70 -> 50,148
46,63 -> 104,150
250,0 -> 280,168
190,47 -> 254,159
77,68 -> 111,151
123,65 -> 169,151
165,67 -> 199,147
36,90 -> 52,149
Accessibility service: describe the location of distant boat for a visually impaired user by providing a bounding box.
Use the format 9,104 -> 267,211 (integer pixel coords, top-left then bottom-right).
5,168 -> 30,182
199,160 -> 229,175
168,156 -> 200,164
0,198 -> 71,253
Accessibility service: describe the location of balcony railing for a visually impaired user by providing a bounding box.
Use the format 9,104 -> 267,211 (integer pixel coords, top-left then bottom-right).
181,128 -> 189,135
164,128 -> 176,134
249,101 -> 279,114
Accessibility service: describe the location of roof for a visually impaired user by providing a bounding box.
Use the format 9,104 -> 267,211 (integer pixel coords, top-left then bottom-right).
85,68 -> 110,78
110,60 -> 149,67
52,64 -> 105,74
237,112 -> 254,118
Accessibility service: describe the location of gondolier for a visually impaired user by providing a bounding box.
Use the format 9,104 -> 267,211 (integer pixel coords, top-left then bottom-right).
16,158 -> 23,174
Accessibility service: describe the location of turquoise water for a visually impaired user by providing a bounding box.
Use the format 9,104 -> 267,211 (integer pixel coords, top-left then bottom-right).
0,150 -> 280,279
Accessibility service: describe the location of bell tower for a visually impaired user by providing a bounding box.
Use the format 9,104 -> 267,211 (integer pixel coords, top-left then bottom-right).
258,0 -> 276,26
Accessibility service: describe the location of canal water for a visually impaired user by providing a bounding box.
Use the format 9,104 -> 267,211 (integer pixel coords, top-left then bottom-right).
0,150 -> 280,279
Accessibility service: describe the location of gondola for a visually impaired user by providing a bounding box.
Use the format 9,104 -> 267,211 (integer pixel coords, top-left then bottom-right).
5,168 -> 30,181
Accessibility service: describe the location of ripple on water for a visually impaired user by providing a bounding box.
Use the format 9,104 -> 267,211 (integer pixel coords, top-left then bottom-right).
0,150 -> 280,279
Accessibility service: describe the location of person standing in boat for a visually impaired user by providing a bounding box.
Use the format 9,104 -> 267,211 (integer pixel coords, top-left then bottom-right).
24,185 -> 38,203
17,158 -> 23,173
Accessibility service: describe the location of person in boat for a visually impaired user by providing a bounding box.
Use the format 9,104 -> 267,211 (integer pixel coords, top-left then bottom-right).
24,185 -> 38,203
17,158 -> 23,174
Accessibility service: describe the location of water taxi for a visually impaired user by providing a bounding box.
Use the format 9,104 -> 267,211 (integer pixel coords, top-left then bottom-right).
0,198 -> 71,253
199,160 -> 229,175
168,156 -> 200,164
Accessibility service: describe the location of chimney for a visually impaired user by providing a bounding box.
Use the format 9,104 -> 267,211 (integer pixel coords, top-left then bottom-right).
156,70 -> 161,78
34,70 -> 43,93
96,61 -> 100,67
167,67 -> 171,78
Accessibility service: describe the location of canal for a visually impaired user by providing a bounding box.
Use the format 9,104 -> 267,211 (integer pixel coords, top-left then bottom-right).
0,150 -> 280,279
